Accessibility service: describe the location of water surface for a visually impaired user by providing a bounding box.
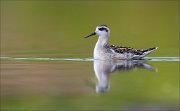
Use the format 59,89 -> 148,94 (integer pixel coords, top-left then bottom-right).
1,57 -> 179,111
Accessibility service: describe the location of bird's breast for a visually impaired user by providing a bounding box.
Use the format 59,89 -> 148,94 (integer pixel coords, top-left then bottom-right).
94,44 -> 112,60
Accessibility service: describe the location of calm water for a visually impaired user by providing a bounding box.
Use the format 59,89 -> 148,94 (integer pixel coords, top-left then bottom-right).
1,57 -> 179,111
1,1 -> 179,110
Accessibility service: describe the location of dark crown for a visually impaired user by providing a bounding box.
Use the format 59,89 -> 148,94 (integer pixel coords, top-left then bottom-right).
99,24 -> 108,27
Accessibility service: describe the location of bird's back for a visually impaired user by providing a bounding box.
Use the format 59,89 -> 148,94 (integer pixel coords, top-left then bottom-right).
104,44 -> 157,60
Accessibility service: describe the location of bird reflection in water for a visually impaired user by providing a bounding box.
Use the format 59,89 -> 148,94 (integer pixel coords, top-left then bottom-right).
93,60 -> 156,93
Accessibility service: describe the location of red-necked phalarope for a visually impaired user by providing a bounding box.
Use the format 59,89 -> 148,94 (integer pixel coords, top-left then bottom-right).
84,25 -> 158,60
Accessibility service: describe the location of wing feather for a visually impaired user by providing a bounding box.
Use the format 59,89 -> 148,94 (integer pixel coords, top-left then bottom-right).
109,45 -> 144,55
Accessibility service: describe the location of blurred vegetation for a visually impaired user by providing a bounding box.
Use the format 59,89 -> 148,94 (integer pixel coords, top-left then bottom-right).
1,1 -> 179,57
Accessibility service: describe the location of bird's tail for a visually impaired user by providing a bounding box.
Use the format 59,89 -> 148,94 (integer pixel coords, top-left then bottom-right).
140,47 -> 158,58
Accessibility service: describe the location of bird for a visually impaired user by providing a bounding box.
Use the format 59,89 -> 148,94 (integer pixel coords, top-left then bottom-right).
84,24 -> 158,60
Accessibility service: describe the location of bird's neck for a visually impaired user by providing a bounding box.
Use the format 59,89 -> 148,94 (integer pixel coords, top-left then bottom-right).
96,36 -> 109,47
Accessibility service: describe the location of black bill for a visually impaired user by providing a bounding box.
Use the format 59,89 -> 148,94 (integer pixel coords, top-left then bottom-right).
84,32 -> 96,38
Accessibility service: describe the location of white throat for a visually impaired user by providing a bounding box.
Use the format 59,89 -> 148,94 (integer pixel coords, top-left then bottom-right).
96,35 -> 109,47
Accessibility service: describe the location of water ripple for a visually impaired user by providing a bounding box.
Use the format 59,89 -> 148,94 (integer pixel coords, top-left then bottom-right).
0,56 -> 179,62
145,57 -> 180,62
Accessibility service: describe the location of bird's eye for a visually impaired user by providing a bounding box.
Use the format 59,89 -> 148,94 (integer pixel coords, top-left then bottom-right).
98,28 -> 103,31
98,27 -> 108,32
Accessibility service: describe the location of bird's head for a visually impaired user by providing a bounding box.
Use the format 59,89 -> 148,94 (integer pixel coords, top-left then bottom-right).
84,24 -> 110,38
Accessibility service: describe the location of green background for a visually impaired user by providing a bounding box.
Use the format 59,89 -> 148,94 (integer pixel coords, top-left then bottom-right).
1,0 -> 179,57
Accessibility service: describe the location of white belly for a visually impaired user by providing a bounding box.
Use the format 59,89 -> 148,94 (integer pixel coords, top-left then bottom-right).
94,45 -> 133,60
